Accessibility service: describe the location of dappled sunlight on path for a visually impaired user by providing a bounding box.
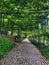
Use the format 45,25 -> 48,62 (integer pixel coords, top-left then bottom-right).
22,38 -> 31,43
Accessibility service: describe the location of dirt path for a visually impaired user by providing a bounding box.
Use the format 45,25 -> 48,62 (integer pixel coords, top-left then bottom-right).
0,38 -> 49,65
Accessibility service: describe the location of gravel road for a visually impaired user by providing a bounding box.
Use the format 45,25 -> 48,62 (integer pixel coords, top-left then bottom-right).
0,38 -> 49,65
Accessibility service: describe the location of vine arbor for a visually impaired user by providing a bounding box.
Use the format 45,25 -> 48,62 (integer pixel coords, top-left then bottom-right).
0,11 -> 49,45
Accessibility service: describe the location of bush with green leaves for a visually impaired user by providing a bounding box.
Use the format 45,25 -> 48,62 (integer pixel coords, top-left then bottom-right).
0,37 -> 14,58
29,36 -> 49,60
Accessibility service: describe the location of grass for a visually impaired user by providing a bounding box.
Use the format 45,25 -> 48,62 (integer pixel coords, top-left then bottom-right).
0,37 -> 15,58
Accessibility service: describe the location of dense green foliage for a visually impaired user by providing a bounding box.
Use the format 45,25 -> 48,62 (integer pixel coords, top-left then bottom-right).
0,37 -> 14,58
0,0 -> 49,59
29,34 -> 49,60
0,0 -> 49,12
40,45 -> 49,60
0,0 -> 49,33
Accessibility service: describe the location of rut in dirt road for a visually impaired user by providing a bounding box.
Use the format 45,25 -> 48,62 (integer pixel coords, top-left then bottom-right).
0,38 -> 49,65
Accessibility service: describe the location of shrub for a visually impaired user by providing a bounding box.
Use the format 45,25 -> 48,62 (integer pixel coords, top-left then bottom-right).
0,37 -> 14,58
